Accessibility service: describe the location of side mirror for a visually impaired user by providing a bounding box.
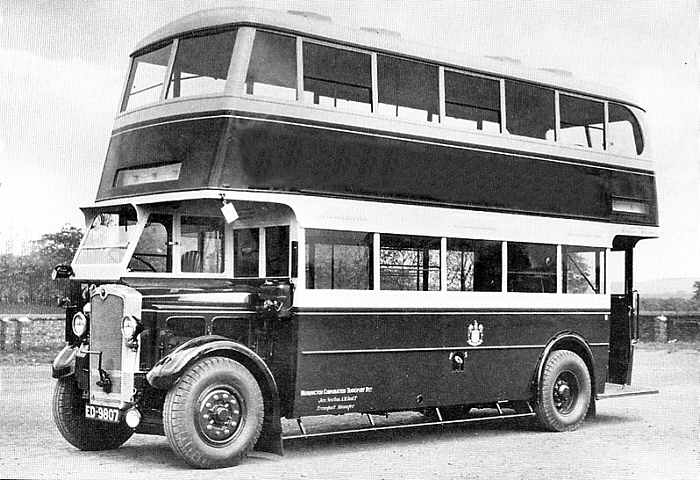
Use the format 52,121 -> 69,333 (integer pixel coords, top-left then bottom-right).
52,264 -> 74,280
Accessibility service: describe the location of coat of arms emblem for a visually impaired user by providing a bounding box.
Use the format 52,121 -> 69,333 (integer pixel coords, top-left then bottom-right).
467,320 -> 484,346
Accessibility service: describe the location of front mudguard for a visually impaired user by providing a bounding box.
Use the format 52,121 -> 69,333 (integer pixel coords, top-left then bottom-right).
52,345 -> 77,379
147,335 -> 283,455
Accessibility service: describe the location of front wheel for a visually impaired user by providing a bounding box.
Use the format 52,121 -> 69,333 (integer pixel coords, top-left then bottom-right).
163,356 -> 264,469
52,377 -> 133,450
535,350 -> 591,432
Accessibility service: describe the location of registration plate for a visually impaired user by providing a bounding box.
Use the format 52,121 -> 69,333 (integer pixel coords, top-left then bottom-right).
85,404 -> 120,423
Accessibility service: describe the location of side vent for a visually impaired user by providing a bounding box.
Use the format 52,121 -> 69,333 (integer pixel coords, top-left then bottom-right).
287,10 -> 332,23
485,55 -> 522,65
538,67 -> 574,77
360,26 -> 401,38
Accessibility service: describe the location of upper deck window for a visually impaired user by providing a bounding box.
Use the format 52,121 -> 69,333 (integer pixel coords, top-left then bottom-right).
377,55 -> 439,123
165,30 -> 237,100
303,42 -> 372,113
245,31 -> 297,101
559,94 -> 604,150
608,103 -> 644,155
121,44 -> 172,112
444,71 -> 500,133
505,80 -> 555,140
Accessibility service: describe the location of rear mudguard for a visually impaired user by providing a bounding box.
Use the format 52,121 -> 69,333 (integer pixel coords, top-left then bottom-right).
532,331 -> 598,416
147,335 -> 283,455
52,344 -> 77,378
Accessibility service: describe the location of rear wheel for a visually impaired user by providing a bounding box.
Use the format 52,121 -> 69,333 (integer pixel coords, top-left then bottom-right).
163,356 -> 264,469
52,377 -> 133,450
536,350 -> 591,431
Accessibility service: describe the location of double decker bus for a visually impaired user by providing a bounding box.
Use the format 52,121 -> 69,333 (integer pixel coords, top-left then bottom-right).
51,7 -> 659,469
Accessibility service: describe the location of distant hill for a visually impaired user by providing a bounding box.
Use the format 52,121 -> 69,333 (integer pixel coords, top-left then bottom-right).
612,277 -> 697,298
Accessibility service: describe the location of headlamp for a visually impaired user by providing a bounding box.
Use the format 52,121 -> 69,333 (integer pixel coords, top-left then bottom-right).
121,316 -> 139,339
72,312 -> 88,337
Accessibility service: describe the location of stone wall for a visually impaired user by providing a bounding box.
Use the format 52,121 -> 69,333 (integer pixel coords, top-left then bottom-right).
0,315 -> 64,352
1,312 -> 698,352
639,312 -> 700,343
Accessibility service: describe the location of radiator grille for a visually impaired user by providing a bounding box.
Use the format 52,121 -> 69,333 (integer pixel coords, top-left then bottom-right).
90,293 -> 123,394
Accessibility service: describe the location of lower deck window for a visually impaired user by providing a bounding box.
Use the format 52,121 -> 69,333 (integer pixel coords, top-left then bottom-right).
507,242 -> 556,293
447,239 -> 501,291
180,216 -> 225,273
265,226 -> 289,277
563,246 -> 604,294
380,234 -> 440,290
306,229 -> 372,289
234,228 -> 259,277
234,226 -> 289,277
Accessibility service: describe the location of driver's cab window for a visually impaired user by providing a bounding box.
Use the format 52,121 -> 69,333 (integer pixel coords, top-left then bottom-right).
128,214 -> 172,272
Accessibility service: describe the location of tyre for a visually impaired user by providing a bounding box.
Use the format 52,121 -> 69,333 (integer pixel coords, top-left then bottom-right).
535,350 -> 591,432
52,377 -> 133,450
163,356 -> 264,469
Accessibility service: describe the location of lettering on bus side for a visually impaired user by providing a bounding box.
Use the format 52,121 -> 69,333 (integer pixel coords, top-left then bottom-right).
300,386 -> 374,413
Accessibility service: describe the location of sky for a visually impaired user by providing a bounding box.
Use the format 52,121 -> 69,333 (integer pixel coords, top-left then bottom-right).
0,0 -> 698,282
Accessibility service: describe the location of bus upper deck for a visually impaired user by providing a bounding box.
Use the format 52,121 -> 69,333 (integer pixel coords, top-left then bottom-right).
103,7 -> 657,227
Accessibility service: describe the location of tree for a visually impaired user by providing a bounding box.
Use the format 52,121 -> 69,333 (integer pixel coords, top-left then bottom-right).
37,225 -> 83,266
0,225 -> 82,306
693,281 -> 700,302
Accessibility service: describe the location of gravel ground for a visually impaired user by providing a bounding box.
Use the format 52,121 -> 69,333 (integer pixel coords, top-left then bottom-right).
0,346 -> 697,480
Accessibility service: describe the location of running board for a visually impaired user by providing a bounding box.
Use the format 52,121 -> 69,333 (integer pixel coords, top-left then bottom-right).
596,382 -> 659,400
284,402 -> 536,440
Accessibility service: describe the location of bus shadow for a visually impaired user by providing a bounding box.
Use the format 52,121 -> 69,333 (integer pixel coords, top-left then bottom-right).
106,411 -> 641,468
280,415 -> 538,457
280,410 -> 642,458
586,413 -> 642,425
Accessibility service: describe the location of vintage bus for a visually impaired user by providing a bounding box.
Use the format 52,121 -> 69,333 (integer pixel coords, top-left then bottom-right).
51,7 -> 659,468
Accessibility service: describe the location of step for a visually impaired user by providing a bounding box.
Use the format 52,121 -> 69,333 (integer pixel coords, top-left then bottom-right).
596,382 -> 659,400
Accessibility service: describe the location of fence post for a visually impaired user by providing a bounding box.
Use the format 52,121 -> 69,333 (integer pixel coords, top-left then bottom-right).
654,315 -> 668,343
13,320 -> 22,351
0,317 -> 8,351
14,316 -> 32,352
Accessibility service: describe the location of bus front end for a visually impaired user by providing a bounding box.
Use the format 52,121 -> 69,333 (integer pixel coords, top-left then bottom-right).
52,197 -> 296,467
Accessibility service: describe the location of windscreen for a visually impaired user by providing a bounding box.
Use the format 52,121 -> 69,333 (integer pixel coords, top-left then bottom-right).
74,207 -> 138,264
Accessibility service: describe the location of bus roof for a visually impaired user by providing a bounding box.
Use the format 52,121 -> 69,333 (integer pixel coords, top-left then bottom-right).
134,7 -> 642,109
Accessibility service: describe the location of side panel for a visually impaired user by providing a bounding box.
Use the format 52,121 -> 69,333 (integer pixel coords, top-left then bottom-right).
224,115 -> 657,226
291,310 -> 608,416
97,113 -> 657,227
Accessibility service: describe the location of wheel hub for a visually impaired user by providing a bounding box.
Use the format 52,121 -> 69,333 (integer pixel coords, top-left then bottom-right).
552,372 -> 579,414
197,388 -> 243,444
